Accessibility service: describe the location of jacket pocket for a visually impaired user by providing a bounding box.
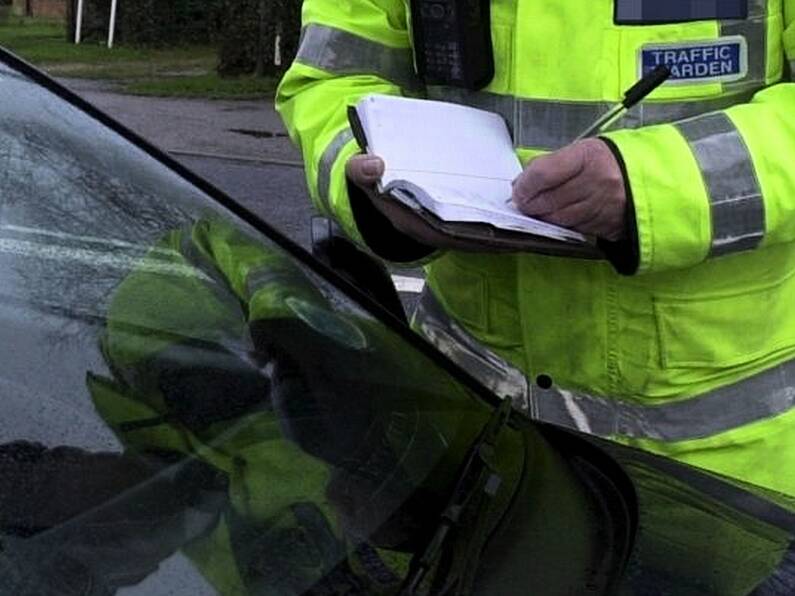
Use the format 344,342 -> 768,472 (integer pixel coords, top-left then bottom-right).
653,268 -> 795,369
428,253 -> 524,351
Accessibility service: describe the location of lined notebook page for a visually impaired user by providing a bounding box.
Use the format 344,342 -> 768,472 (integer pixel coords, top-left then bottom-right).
356,94 -> 521,188
355,94 -> 586,242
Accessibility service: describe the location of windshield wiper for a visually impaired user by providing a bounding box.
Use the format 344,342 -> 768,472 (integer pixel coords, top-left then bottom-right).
401,397 -> 514,595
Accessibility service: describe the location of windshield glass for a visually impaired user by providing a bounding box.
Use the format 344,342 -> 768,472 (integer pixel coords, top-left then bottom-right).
0,58 -> 506,595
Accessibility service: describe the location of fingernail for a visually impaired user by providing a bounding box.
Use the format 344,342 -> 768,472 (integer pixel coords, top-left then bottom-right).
362,157 -> 384,177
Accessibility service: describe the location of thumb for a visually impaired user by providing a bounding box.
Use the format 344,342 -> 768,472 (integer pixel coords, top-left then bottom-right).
346,154 -> 385,188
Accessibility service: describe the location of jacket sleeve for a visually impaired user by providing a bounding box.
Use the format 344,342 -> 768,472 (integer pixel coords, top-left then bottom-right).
275,0 -> 436,263
602,4 -> 795,275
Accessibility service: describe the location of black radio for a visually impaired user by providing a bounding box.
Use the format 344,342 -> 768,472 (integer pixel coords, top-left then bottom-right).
410,0 -> 494,90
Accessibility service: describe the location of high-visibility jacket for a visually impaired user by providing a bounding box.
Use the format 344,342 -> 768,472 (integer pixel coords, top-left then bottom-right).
276,1 -> 795,496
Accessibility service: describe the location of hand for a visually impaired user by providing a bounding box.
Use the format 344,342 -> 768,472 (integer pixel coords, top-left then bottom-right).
511,139 -> 628,241
346,154 -> 499,251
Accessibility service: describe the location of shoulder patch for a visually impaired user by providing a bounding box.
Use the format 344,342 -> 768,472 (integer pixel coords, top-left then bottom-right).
639,36 -> 748,84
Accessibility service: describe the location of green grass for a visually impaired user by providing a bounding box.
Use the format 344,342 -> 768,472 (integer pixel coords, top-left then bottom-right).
0,18 -> 275,99
126,73 -> 277,99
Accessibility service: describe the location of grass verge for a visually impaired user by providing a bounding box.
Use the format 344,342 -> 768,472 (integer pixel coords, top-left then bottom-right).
0,18 -> 276,98
126,74 -> 277,99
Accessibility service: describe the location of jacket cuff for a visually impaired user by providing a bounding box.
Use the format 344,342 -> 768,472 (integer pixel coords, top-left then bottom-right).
597,137 -> 640,275
601,123 -> 712,274
347,179 -> 438,263
320,130 -> 438,265
319,134 -> 368,247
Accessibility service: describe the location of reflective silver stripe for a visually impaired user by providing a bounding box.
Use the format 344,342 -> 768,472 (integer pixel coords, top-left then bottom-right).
426,87 -> 608,150
675,112 -> 765,257
245,266 -> 306,301
622,89 -> 757,128
179,230 -> 246,311
426,86 -> 758,150
720,0 -> 768,92
417,290 -> 795,441
317,128 -> 355,213
296,23 -> 420,91
413,289 -> 531,412
176,229 -> 254,353
533,362 -> 795,441
246,266 -> 282,299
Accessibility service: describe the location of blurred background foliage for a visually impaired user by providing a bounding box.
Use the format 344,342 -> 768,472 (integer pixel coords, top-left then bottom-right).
65,0 -> 301,77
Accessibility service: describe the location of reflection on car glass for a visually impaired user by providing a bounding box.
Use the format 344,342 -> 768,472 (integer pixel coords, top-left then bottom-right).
0,441 -> 227,595
0,62 -> 34,84
0,70 -> 204,325
0,56 -> 527,595
284,296 -> 368,350
71,217 -> 502,593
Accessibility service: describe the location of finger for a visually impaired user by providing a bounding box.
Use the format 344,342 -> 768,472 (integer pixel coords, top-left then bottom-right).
571,205 -> 609,235
576,204 -> 627,240
514,173 -> 587,216
512,143 -> 587,202
346,154 -> 385,187
540,197 -> 602,229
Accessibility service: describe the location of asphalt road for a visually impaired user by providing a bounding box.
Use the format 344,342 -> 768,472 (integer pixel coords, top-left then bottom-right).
176,155 -> 314,250
56,78 -> 425,313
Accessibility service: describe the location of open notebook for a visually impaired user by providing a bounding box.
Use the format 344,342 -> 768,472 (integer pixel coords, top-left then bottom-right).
348,94 -> 595,250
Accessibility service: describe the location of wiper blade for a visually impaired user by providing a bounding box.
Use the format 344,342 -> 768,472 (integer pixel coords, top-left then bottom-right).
401,397 -> 514,595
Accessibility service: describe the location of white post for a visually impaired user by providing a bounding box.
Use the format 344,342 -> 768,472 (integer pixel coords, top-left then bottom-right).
107,0 -> 118,49
74,0 -> 84,44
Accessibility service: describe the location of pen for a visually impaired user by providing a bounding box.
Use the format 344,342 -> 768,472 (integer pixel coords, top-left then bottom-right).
573,64 -> 671,141
506,65 -> 670,204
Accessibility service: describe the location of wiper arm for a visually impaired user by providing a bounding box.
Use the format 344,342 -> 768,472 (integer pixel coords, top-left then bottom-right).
401,397 -> 514,595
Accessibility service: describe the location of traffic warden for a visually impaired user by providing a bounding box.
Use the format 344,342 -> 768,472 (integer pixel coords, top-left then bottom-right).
276,1 -> 795,496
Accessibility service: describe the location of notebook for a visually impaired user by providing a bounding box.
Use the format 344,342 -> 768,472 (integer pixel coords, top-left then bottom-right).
348,94 -> 594,249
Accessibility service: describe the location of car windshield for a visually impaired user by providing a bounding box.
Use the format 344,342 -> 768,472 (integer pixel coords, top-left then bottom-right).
0,57 -> 505,594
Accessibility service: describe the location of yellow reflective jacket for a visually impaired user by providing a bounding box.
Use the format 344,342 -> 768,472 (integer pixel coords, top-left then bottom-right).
276,1 -> 795,496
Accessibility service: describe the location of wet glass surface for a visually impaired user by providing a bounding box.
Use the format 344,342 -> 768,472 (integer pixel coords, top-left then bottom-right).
0,60 -> 497,594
